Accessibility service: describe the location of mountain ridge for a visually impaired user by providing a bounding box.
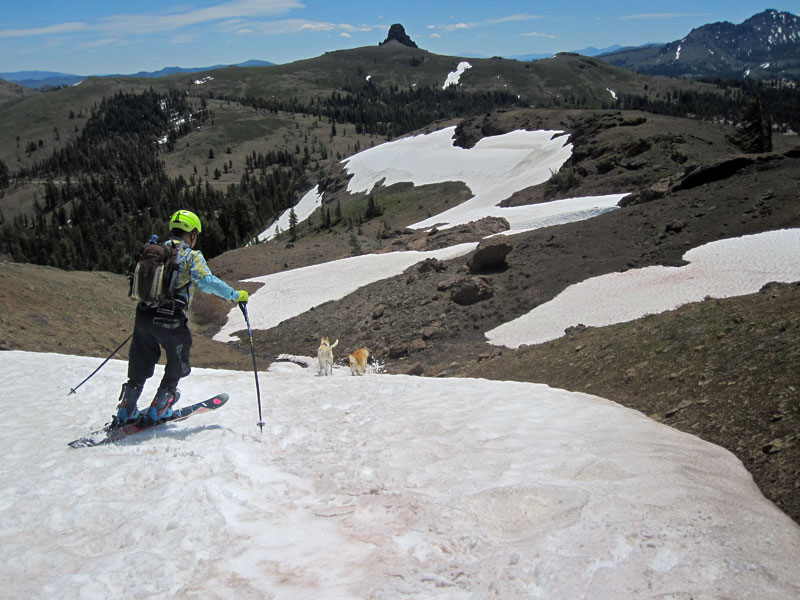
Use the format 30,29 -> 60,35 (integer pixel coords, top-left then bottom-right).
1,59 -> 275,89
603,9 -> 800,79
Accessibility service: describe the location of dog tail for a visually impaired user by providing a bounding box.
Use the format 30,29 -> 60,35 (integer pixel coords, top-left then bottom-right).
331,339 -> 339,348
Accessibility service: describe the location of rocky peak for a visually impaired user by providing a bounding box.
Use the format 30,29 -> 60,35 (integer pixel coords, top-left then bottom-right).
380,24 -> 418,48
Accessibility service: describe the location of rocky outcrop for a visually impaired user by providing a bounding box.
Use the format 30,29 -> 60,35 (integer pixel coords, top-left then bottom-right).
376,217 -> 509,253
439,276 -> 495,306
620,157 -> 758,206
380,24 -> 418,48
469,240 -> 513,274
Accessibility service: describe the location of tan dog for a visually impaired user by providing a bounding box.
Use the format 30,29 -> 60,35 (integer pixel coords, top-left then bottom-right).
348,347 -> 370,376
317,337 -> 338,376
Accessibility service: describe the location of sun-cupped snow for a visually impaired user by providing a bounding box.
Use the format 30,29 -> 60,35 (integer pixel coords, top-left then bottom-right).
2,351 -> 799,598
214,243 -> 477,342
443,61 -> 472,88
341,126 -> 613,233
258,185 -> 323,242
487,228 -> 800,348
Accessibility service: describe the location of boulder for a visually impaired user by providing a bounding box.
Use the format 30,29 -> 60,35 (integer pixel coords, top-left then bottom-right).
449,276 -> 494,305
469,240 -> 513,273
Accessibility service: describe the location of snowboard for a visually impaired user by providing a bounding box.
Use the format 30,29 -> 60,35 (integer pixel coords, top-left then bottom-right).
68,393 -> 229,448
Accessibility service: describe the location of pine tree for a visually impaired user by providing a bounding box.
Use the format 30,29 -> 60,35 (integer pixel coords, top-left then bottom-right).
288,207 -> 298,242
364,194 -> 382,220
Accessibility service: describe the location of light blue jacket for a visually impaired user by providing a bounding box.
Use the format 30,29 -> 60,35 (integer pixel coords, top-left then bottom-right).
167,238 -> 238,308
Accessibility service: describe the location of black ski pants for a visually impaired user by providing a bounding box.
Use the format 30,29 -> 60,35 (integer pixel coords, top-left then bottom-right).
127,304 -> 192,391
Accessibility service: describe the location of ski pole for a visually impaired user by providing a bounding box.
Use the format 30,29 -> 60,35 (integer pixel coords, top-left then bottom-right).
68,333 -> 133,396
239,302 -> 265,433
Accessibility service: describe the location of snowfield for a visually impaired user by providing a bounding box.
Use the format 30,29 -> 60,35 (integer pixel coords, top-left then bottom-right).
258,185 -> 323,243
214,243 -> 478,343
264,126 -> 623,240
341,126 -> 596,231
2,351 -> 799,599
488,228 -> 800,348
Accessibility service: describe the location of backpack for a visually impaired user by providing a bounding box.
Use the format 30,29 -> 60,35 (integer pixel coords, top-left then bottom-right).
129,235 -> 182,307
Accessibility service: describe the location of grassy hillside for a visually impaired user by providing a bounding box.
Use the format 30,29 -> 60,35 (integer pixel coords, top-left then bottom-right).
0,78 -> 35,108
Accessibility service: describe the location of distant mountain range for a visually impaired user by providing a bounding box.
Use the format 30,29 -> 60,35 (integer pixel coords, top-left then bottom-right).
601,9 -> 800,80
1,60 -> 275,89
506,44 -> 659,62
4,8 -> 799,90
453,44 -> 659,62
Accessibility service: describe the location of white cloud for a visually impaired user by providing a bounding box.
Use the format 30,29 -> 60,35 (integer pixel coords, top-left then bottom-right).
171,34 -> 198,44
0,22 -> 89,38
79,38 -> 119,49
99,0 -> 304,34
447,22 -> 474,31
617,12 -> 707,20
340,32 -> 351,38
240,19 -> 373,35
429,33 -> 442,39
487,14 -> 542,24
430,13 -> 542,34
0,1 -> 305,39
522,31 -> 556,38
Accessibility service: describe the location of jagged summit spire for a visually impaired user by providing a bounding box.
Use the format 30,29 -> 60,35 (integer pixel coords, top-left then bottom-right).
380,24 -> 418,48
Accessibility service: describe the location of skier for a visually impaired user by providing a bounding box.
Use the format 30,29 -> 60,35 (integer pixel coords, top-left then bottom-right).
114,209 -> 249,426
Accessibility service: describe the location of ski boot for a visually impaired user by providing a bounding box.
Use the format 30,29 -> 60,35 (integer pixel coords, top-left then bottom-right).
112,382 -> 143,428
145,386 -> 181,423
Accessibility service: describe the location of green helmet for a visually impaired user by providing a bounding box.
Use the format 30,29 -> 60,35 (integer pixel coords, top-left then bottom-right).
169,209 -> 202,233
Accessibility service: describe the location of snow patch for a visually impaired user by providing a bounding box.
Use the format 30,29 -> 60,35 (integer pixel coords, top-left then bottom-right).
342,126 -> 588,232
486,228 -> 800,348
258,185 -> 323,242
214,243 -> 478,342
443,61 -> 472,89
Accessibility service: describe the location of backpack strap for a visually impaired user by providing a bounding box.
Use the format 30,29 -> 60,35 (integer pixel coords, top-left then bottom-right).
165,238 -> 192,306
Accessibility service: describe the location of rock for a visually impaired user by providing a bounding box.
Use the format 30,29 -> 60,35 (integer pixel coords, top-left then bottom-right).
379,24 -> 418,48
564,324 -> 587,336
449,277 -> 494,306
469,240 -> 513,274
664,220 -> 686,234
372,304 -> 386,319
387,342 -> 408,359
421,325 -> 439,340
417,258 -> 447,274
404,362 -> 424,376
409,338 -> 426,353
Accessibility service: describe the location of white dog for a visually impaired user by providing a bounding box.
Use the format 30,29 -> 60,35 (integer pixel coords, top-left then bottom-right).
317,337 -> 339,376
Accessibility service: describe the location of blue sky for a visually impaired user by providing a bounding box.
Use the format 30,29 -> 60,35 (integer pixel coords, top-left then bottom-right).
2,1 -> 797,74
